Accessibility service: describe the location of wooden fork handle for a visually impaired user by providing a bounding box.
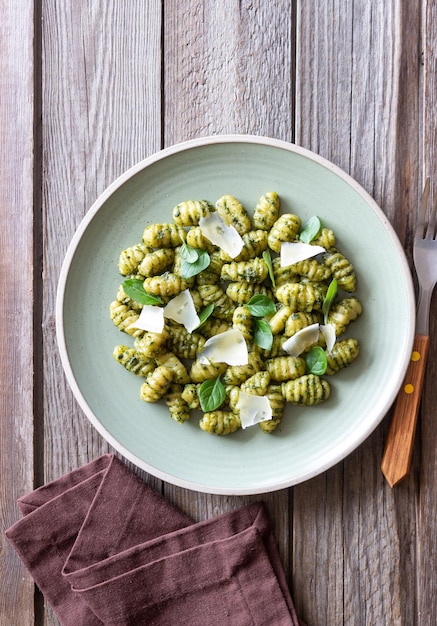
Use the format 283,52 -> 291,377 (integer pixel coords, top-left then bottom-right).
381,334 -> 429,487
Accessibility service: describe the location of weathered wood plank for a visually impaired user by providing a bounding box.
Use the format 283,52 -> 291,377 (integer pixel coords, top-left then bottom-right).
418,1 -> 437,624
293,1 -> 421,624
162,0 -> 295,577
163,0 -> 294,143
41,0 -> 163,473
0,1 -> 36,623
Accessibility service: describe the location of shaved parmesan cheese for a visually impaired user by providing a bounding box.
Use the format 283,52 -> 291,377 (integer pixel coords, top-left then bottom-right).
198,328 -> 248,366
130,305 -> 164,333
280,241 -> 325,267
199,212 -> 244,259
320,323 -> 336,353
282,323 -> 320,357
237,391 -> 272,429
164,290 -> 200,333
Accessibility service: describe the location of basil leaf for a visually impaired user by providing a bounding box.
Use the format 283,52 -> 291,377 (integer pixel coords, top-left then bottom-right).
199,376 -> 226,412
305,346 -> 327,375
246,294 -> 276,318
253,319 -> 273,350
322,278 -> 338,324
262,249 -> 276,287
180,242 -> 199,263
180,249 -> 211,279
195,303 -> 214,329
299,216 -> 321,243
122,278 -> 162,305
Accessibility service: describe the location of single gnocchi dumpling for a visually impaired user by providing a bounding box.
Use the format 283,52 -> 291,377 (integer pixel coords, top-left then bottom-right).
227,385 -> 241,412
109,300 -> 143,337
241,370 -> 271,396
220,257 -> 268,284
164,384 -> 191,423
326,338 -> 360,375
268,305 -> 293,335
284,311 -> 322,337
138,248 -> 174,277
290,258 -> 332,282
326,297 -> 362,336
142,272 -> 191,297
172,199 -> 212,226
140,366 -> 174,402
272,257 -> 299,287
142,223 -> 185,248
252,191 -> 280,231
199,410 -> 241,435
134,328 -> 169,358
118,242 -> 151,276
267,213 -> 301,252
265,355 -> 306,382
166,325 -> 206,360
311,227 -> 335,249
232,306 -> 253,343
275,281 -> 327,312
323,248 -> 356,292
112,345 -> 155,377
215,194 -> 251,235
226,281 -> 273,304
281,374 -> 330,405
190,359 -> 227,383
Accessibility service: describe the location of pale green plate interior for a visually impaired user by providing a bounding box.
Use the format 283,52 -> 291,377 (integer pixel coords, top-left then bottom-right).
57,136 -> 415,494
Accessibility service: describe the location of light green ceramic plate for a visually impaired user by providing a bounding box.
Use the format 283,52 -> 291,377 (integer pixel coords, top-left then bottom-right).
56,135 -> 415,494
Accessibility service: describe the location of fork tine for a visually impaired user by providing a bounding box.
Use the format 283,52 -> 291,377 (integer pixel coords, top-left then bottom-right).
416,177 -> 430,239
425,186 -> 437,240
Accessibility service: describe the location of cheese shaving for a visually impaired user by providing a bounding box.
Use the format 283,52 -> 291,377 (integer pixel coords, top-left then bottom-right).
199,212 -> 244,259
164,290 -> 200,333
130,305 -> 164,333
198,328 -> 248,366
237,391 -> 272,429
320,323 -> 336,353
280,241 -> 325,267
282,323 -> 320,357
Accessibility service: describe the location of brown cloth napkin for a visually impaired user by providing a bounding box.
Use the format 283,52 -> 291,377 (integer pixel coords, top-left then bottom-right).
6,454 -> 303,626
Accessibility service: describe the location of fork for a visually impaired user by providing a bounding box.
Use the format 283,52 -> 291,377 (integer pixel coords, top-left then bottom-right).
381,177 -> 437,487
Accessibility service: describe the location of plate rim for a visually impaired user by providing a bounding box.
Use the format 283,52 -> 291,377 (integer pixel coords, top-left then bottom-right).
56,134 -> 416,494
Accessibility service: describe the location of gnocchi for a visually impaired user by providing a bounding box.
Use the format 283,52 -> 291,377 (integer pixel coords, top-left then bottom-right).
111,191 -> 362,436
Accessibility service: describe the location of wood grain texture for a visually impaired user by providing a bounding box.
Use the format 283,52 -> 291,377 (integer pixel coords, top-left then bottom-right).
163,0 -> 294,142
418,2 -> 437,624
41,0 -> 163,473
0,1 -> 36,623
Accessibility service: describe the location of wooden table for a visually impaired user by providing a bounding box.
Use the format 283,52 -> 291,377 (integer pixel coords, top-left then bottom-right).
2,2 -> 436,624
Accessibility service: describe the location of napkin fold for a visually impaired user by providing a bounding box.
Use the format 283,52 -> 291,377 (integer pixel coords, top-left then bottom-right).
6,454 -> 303,626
